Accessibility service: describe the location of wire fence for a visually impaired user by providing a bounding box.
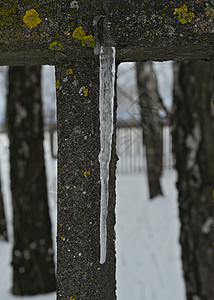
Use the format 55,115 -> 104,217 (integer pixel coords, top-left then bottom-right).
116,62 -> 173,174
116,125 -> 173,174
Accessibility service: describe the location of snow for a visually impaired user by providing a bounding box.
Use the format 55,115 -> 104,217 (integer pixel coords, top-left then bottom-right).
99,46 -> 116,264
116,170 -> 186,300
116,61 -> 185,300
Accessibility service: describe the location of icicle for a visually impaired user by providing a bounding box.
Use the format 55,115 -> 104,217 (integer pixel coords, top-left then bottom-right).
99,46 -> 116,264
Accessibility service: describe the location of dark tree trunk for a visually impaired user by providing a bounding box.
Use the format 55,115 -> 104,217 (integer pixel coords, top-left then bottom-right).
172,61 -> 214,300
136,62 -> 163,199
7,66 -> 56,295
0,170 -> 8,241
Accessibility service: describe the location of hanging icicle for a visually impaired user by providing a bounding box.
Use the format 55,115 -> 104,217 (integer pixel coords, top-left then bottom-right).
99,46 -> 116,264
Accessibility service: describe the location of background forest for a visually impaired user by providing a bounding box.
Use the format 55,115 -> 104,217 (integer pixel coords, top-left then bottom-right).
0,61 -> 213,300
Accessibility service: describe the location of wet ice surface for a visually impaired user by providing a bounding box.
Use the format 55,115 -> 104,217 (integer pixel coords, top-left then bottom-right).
99,46 -> 116,264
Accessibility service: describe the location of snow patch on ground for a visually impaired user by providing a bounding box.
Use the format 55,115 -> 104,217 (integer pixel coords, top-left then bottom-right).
116,170 -> 186,300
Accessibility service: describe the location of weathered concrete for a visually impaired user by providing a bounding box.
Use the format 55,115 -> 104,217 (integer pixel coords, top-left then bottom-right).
0,1 -> 213,65
56,58 -> 116,299
0,0 -> 213,299
107,0 -> 214,61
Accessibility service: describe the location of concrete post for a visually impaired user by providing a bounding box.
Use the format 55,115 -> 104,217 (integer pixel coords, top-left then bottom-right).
56,57 -> 117,299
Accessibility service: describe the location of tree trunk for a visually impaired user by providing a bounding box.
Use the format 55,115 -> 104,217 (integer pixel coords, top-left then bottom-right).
7,66 -> 56,295
172,61 -> 214,300
136,62 -> 163,199
0,170 -> 8,241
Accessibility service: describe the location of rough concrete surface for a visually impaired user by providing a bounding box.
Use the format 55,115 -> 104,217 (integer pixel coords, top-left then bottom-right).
0,1 -> 213,64
0,1 -> 213,299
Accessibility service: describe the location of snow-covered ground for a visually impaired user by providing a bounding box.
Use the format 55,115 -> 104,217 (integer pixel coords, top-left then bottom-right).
0,132 -> 186,300
116,170 -> 186,300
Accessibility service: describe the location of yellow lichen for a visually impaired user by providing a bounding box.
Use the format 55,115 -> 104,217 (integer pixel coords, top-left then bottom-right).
72,26 -> 85,40
79,86 -> 88,97
173,5 -> 195,24
72,26 -> 95,48
83,35 -> 96,48
56,80 -> 61,90
66,69 -> 73,75
23,9 -> 41,28
49,41 -> 63,51
205,8 -> 214,17
84,170 -> 90,177
64,31 -> 70,36
66,69 -> 78,80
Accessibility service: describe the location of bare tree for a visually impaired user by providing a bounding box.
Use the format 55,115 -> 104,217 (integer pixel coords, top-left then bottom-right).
7,66 -> 56,295
136,62 -> 164,199
172,61 -> 214,300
